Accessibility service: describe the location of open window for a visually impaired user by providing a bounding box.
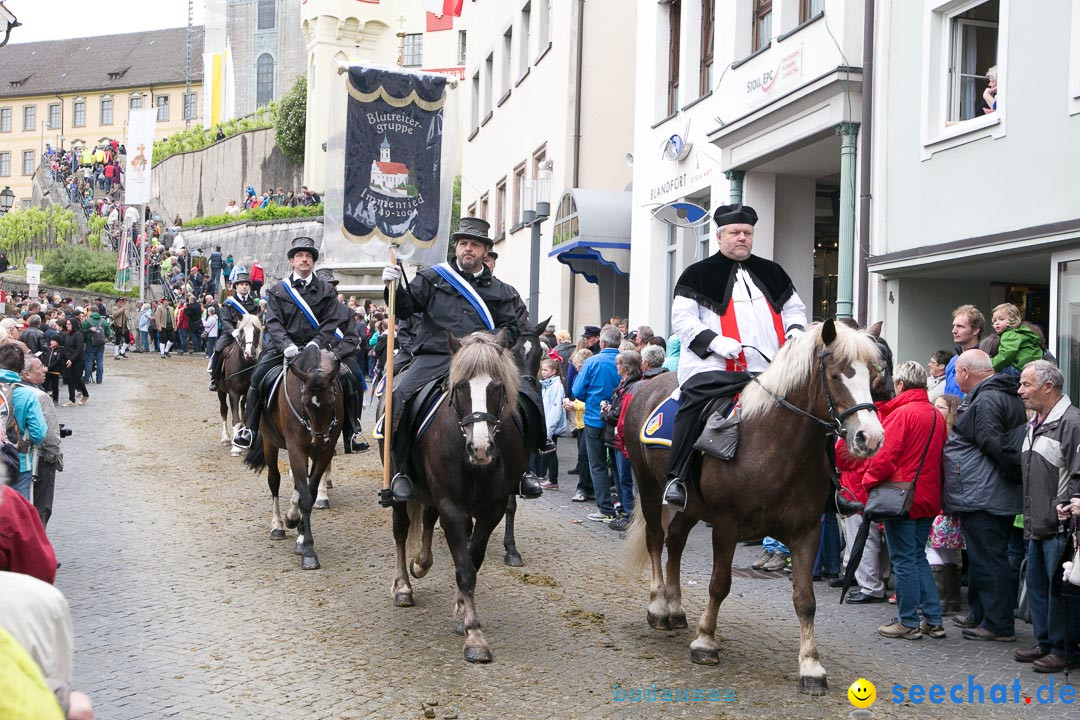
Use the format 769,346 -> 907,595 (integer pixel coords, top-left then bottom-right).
947,0 -> 999,122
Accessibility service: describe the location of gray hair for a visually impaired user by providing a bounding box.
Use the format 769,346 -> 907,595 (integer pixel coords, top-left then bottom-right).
616,350 -> 642,376
27,314 -> 41,327
637,325 -> 655,342
987,65 -> 997,80
893,360 -> 927,390
1024,360 -> 1064,391
641,344 -> 665,368
600,325 -> 622,348
22,352 -> 36,374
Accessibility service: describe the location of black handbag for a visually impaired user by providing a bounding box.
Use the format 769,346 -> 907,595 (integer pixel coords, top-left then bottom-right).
863,412 -> 937,521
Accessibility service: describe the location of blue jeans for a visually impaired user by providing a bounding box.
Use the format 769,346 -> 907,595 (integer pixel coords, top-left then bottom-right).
83,344 -> 104,383
139,329 -> 149,351
1026,536 -> 1080,658
613,450 -> 634,515
884,517 -> 942,628
763,537 -> 789,556
814,514 -> 842,576
582,425 -> 614,516
11,469 -> 32,500
178,328 -> 191,352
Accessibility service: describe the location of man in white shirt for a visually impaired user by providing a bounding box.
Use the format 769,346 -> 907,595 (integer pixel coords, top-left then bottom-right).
664,203 -> 808,510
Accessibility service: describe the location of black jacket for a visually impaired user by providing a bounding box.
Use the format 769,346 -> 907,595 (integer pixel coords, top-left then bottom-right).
43,346 -> 64,374
62,329 -> 85,366
220,293 -> 260,335
263,277 -> 350,352
21,326 -> 45,354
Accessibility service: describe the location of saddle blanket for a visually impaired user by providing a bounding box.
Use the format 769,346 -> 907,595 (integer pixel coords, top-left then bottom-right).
372,391 -> 447,442
640,390 -> 740,454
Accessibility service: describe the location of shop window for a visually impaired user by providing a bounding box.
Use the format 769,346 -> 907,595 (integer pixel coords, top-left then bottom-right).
699,0 -> 714,96
753,0 -> 772,52
947,1 -> 999,122
495,178 -> 507,238
403,34 -> 423,67
800,0 -> 824,23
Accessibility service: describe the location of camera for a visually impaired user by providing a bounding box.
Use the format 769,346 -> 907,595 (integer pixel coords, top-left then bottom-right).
59,423 -> 73,438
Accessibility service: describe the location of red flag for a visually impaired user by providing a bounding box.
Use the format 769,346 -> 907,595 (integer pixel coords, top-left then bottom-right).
423,0 -> 463,17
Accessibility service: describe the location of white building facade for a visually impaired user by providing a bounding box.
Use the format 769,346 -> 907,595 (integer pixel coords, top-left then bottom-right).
867,0 -> 1080,394
460,0 -> 636,331
630,0 -> 866,336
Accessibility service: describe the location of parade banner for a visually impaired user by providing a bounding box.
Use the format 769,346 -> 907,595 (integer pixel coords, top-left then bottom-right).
323,64 -> 458,268
124,108 -> 156,205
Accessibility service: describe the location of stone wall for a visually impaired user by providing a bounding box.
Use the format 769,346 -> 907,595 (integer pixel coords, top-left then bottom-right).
178,216 -> 323,282
149,127 -> 302,223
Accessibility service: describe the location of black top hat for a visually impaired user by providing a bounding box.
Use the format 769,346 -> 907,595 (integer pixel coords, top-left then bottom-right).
233,272 -> 251,284
315,268 -> 339,285
487,251 -> 499,260
287,236 -> 319,261
713,203 -> 758,228
581,325 -> 600,338
452,217 -> 494,247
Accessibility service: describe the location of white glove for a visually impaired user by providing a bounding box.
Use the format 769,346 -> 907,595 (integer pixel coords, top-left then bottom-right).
231,328 -> 241,339
283,344 -> 300,359
382,263 -> 401,284
709,335 -> 743,360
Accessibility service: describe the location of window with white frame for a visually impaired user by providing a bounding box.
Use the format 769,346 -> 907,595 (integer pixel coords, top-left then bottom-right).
129,95 -> 143,110
458,30 -> 467,65
479,192 -> 489,221
947,0 -> 999,122
100,97 -> 113,125
184,92 -> 197,121
483,53 -> 493,117
47,103 -> 60,130
696,199 -> 711,261
513,162 -> 525,226
502,27 -> 513,96
520,2 -> 532,78
495,178 -> 507,237
0,108 -> 9,133
156,95 -> 170,122
537,0 -> 551,55
22,106 -> 35,132
22,150 -> 35,175
73,98 -> 86,127
470,71 -> 480,131
0,152 -> 9,176
403,34 -> 423,67
665,223 -> 679,335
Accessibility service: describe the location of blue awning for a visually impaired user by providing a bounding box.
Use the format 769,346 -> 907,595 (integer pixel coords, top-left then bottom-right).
548,189 -> 631,283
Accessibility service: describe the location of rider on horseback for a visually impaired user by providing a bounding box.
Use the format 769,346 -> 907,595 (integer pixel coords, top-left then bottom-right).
316,268 -> 370,453
207,271 -> 260,392
663,203 -> 808,511
231,236 -> 367,453
380,217 -> 555,505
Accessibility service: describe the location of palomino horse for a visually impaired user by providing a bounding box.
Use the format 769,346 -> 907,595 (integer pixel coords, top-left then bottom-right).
243,345 -> 342,570
387,330 -> 528,663
501,316 -> 550,567
218,314 -> 263,455
622,319 -> 885,695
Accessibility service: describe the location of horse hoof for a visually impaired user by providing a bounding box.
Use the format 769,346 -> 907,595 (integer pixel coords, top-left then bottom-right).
669,612 -> 688,629
798,676 -> 828,696
301,554 -> 320,570
690,648 -> 720,665
464,646 -> 493,664
230,448 -> 241,457
503,551 -> 524,568
453,622 -> 465,637
284,517 -> 300,530
314,498 -> 330,510
269,528 -> 286,540
393,592 -> 415,607
647,612 -> 671,630
294,541 -> 304,555
409,560 -> 430,579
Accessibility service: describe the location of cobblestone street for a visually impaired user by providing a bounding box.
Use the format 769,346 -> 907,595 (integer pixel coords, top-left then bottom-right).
45,355 -> 1075,719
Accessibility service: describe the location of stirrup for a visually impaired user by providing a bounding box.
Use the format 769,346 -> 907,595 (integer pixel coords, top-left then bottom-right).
350,430 -> 370,453
208,380 -> 218,392
231,427 -> 253,449
538,437 -> 557,455
662,478 -> 687,511
381,472 -> 412,506
519,471 -> 544,499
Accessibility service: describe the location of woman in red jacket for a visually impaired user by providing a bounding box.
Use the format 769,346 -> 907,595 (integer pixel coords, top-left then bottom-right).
862,360 -> 948,640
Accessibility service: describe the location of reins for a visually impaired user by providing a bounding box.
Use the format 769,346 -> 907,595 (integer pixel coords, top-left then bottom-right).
282,357 -> 339,444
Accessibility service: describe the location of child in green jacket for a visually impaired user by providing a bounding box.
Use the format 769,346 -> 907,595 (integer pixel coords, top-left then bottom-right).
989,303 -> 1043,376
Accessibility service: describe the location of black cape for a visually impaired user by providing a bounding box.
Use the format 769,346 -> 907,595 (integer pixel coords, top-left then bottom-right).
673,252 -> 795,317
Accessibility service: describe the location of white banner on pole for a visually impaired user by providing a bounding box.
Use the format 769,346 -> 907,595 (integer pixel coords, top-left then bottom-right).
125,108 -> 157,205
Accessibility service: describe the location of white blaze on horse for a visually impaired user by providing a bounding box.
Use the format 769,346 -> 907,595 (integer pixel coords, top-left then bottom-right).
217,314 -> 263,456
622,319 -> 885,695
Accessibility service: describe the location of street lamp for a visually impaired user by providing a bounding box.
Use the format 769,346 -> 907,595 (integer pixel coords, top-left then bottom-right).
0,186 -> 15,215
526,160 -> 553,323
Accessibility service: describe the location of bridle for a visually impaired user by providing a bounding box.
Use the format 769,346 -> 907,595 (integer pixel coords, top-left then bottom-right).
449,381 -> 508,442
283,359 -> 339,445
743,346 -> 878,438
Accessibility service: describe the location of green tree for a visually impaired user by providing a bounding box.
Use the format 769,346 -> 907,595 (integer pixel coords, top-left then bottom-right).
42,245 -> 118,287
275,75 -> 307,165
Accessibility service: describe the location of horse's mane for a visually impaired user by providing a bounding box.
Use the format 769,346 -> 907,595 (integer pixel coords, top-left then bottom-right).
237,313 -> 262,330
448,333 -> 520,416
740,321 -> 881,420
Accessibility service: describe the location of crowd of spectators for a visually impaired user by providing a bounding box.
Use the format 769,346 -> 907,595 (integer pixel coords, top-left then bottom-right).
225,185 -> 321,215
43,142 -> 125,221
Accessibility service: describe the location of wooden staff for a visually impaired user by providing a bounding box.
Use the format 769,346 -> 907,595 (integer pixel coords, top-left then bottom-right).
381,244 -> 398,499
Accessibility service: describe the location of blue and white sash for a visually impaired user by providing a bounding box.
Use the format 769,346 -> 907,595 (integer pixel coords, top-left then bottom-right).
430,262 -> 494,331
224,296 -> 250,316
280,278 -> 344,341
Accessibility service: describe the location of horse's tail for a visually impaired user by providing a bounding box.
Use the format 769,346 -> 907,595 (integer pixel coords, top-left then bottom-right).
243,439 -> 266,473
621,502 -> 652,578
405,500 -> 424,562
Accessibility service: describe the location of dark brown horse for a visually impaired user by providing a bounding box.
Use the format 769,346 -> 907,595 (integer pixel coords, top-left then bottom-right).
244,345 -> 342,570
217,314 -> 262,456
387,330 -> 528,663
622,319 -> 885,695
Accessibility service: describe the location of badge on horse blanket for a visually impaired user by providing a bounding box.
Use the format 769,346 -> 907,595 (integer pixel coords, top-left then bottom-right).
692,400 -> 741,461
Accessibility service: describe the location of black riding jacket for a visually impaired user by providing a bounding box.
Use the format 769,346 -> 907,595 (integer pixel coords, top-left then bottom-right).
220,293 -> 261,336
263,277 -> 351,353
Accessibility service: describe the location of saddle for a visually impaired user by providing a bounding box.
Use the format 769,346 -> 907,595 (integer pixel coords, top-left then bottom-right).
692,397 -> 741,461
372,376 -> 447,443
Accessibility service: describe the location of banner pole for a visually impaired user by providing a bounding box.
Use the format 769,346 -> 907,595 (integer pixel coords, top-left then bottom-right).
380,245 -> 398,502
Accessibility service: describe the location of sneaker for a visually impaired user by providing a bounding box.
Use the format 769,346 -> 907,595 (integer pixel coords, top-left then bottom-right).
586,512 -> 615,523
751,549 -> 774,570
78,396 -> 88,405
540,482 -> 559,490
879,621 -> 923,640
761,552 -> 789,572
570,491 -> 589,503
888,593 -> 897,604
919,621 -> 946,639
609,516 -> 631,531
62,401 -> 76,407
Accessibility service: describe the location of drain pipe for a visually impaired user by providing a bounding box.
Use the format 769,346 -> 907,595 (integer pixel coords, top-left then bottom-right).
857,0 -> 874,326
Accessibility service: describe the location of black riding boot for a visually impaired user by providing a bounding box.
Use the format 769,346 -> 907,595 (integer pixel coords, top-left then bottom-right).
663,412 -> 700,511
379,418 -> 414,507
208,351 -> 224,391
232,385 -> 261,448
520,471 -> 544,499
343,376 -> 369,453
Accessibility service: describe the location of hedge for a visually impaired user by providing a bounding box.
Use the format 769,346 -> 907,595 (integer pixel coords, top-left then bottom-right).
182,203 -> 323,228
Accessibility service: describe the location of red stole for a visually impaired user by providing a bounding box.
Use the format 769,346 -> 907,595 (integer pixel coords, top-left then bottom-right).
717,302 -> 786,371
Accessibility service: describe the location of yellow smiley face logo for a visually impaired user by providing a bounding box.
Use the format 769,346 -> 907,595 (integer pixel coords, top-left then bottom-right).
848,678 -> 876,708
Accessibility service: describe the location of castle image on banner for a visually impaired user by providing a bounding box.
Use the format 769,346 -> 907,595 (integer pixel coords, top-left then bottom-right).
369,135 -> 414,197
